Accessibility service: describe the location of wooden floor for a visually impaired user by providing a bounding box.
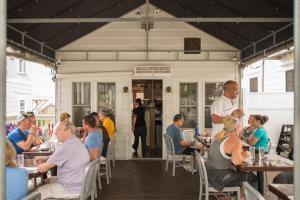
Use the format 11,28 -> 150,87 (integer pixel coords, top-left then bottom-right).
98,160 -> 199,200
97,160 -> 279,200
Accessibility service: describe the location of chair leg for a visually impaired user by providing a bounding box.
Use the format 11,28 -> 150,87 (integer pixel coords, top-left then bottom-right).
191,156 -> 194,175
113,150 -> 116,167
172,157 -> 176,177
94,181 -> 97,199
97,167 -> 102,190
165,155 -> 169,172
106,162 -> 110,184
199,182 -> 203,200
109,158 -> 112,178
237,189 -> 240,200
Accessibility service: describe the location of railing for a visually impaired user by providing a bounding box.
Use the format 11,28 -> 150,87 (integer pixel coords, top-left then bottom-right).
59,49 -> 239,62
7,25 -> 56,61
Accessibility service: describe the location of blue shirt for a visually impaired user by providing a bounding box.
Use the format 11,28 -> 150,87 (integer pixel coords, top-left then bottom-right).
253,127 -> 269,152
166,124 -> 185,154
6,167 -> 28,200
7,128 -> 29,154
84,130 -> 103,152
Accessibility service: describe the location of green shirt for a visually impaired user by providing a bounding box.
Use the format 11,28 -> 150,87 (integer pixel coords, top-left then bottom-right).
253,127 -> 269,152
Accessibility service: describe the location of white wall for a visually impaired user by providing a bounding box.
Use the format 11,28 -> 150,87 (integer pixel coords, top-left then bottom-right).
57,4 -> 239,160
6,57 -> 32,116
242,53 -> 294,148
243,92 -> 294,147
6,56 -> 55,120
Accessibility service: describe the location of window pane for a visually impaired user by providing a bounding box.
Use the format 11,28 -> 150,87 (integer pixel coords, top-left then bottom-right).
286,70 -> 294,92
250,77 -> 258,92
20,100 -> 25,114
72,82 -> 91,127
98,83 -> 116,121
180,107 -> 197,128
180,83 -> 197,128
205,82 -> 223,129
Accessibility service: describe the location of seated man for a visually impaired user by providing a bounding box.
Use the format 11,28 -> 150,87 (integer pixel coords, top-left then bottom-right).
35,121 -> 90,199
166,114 -> 195,155
8,112 -> 42,154
82,115 -> 103,160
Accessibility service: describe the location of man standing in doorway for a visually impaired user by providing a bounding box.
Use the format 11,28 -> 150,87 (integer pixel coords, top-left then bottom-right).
210,80 -> 244,139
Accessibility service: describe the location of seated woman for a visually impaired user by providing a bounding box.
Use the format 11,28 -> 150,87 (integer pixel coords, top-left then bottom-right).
6,140 -> 28,200
206,118 -> 257,191
247,115 -> 270,152
240,115 -> 256,139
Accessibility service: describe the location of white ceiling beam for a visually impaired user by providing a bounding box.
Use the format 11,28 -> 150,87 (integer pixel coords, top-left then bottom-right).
7,17 -> 292,23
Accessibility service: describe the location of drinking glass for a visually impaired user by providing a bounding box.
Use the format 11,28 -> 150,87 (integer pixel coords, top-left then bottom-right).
259,147 -> 265,165
249,147 -> 255,164
17,154 -> 24,167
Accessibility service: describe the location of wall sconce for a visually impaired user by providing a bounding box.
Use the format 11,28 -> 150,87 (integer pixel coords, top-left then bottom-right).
123,86 -> 129,93
166,86 -> 172,93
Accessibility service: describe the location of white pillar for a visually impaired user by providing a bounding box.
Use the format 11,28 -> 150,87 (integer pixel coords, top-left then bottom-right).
0,0 -> 6,198
294,0 -> 300,198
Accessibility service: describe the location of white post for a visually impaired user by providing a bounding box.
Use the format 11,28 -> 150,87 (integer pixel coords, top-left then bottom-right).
0,0 -> 6,198
294,0 -> 300,198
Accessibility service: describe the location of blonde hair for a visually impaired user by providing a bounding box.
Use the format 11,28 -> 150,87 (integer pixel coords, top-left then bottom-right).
60,112 -> 71,122
214,118 -> 239,142
6,140 -> 17,168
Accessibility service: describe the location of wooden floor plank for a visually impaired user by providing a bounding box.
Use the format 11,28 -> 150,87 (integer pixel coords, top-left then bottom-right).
98,160 -> 198,200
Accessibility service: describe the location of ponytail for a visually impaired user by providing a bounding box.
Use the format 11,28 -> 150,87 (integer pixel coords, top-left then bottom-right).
254,115 -> 269,125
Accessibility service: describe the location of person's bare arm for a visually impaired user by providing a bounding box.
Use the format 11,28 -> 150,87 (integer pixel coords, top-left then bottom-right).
230,140 -> 244,166
89,149 -> 99,160
16,134 -> 35,151
38,162 -> 55,173
248,136 -> 259,145
180,140 -> 193,147
211,114 -> 228,124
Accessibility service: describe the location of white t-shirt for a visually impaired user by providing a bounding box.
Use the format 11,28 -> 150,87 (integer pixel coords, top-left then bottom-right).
210,95 -> 238,138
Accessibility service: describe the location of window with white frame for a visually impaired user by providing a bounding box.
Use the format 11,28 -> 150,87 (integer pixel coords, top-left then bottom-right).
97,83 -> 116,122
72,82 -> 91,127
179,83 -> 198,128
18,60 -> 27,74
204,82 -> 223,131
20,100 -> 25,114
250,77 -> 258,92
286,69 -> 294,92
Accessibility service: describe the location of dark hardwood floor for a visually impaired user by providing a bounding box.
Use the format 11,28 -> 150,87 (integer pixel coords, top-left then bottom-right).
98,160 -> 199,200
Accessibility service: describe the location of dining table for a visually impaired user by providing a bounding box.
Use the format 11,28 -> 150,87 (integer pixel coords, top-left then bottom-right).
238,154 -> 294,195
269,184 -> 294,200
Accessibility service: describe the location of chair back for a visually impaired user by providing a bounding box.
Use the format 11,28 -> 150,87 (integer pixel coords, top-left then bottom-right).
242,182 -> 265,200
182,129 -> 195,142
195,151 -> 209,193
22,192 -> 41,200
80,158 -> 99,200
267,138 -> 272,154
164,134 -> 175,156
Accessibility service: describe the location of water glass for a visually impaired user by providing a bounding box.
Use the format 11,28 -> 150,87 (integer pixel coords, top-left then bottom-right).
249,147 -> 255,164
259,147 -> 265,165
17,154 -> 24,167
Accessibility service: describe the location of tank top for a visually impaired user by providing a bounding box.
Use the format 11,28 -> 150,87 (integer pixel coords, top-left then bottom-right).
206,137 -> 233,170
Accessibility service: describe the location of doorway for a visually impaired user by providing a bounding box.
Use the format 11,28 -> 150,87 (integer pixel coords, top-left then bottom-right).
132,80 -> 163,158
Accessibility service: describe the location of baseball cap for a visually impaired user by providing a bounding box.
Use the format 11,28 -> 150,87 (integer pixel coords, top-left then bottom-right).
15,112 -> 35,124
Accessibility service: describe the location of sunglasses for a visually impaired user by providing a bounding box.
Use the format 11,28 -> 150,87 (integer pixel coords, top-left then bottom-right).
23,112 -> 35,118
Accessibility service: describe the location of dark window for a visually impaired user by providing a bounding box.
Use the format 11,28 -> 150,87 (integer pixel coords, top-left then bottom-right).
72,82 -> 91,127
184,38 -> 201,54
286,69 -> 294,92
250,77 -> 258,92
20,100 -> 25,114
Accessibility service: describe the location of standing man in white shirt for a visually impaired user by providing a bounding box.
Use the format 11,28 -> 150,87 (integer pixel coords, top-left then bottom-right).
210,80 -> 244,139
